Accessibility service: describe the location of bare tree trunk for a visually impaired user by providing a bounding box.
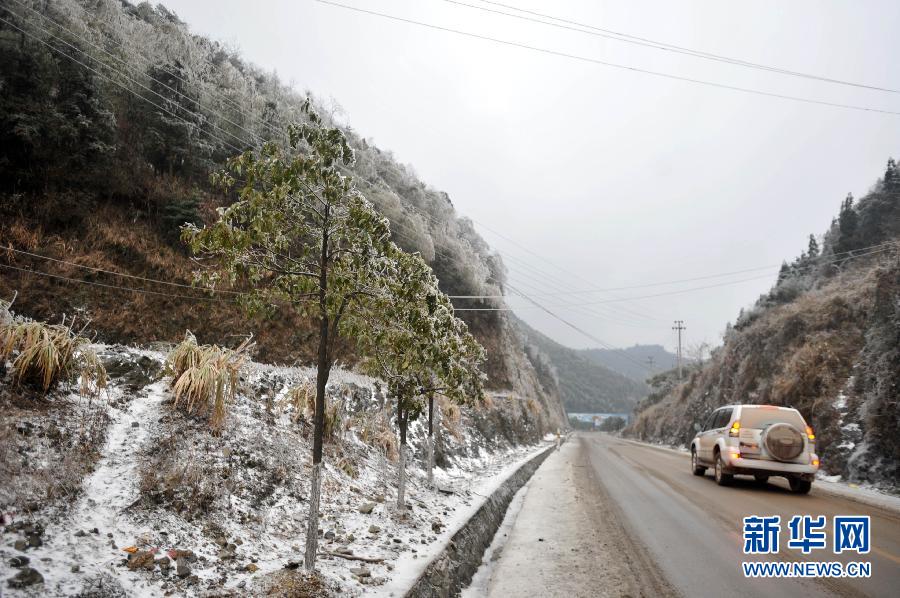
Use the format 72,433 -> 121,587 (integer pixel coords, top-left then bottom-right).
427,395 -> 434,487
397,398 -> 407,511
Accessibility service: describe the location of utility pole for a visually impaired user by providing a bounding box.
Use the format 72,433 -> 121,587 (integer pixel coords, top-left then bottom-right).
672,320 -> 686,379
646,356 -> 655,371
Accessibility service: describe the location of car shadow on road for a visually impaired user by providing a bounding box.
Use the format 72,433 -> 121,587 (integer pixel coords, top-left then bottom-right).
699,475 -> 804,496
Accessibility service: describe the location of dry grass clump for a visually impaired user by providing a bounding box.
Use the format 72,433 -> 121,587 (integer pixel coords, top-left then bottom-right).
336,456 -> 358,479
0,309 -> 107,396
277,382 -> 344,442
277,382 -> 314,423
439,398 -> 464,441
165,331 -> 252,432
356,408 -> 398,461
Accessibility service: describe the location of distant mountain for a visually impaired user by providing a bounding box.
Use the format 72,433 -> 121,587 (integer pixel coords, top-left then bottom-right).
581,345 -> 678,383
515,318 -> 647,413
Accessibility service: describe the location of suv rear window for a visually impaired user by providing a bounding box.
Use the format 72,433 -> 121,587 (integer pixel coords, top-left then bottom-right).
740,407 -> 806,430
713,408 -> 733,429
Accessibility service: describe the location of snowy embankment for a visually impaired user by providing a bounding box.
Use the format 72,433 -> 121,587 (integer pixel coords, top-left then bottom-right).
1,345 -> 549,596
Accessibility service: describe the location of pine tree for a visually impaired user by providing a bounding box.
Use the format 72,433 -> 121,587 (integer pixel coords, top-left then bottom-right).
884,158 -> 898,193
807,234 -> 819,259
836,193 -> 859,254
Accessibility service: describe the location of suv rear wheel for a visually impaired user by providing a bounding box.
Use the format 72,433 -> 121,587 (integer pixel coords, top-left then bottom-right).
691,449 -> 706,476
789,478 -> 812,494
714,450 -> 733,486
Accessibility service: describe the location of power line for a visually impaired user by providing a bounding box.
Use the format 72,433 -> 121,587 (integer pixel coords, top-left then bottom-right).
507,283 -> 653,372
449,0 -> 898,94
2,247 -> 242,294
314,1 -> 900,116
6,0 -> 268,148
454,272 -> 776,310
446,239 -> 900,298
0,262 -> 233,303
0,14 -> 248,156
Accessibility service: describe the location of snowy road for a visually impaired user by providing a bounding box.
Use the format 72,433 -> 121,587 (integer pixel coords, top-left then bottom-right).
471,433 -> 900,598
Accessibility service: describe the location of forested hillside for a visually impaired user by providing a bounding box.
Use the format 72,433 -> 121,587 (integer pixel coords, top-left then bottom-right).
0,0 -> 567,426
516,317 -> 647,413
628,161 -> 900,490
582,345 -> 677,383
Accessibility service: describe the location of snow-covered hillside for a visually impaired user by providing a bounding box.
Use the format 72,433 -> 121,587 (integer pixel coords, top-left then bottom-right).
1,345 -> 550,596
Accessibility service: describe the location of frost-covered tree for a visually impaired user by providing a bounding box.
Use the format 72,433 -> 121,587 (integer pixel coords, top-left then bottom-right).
183,102 -> 402,571
836,193 -> 859,254
807,234 -> 819,259
354,250 -> 485,507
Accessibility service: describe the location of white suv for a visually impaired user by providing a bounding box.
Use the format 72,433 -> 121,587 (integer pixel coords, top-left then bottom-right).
690,404 -> 819,494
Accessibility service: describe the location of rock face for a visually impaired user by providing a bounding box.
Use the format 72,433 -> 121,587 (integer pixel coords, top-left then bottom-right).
406,445 -> 553,598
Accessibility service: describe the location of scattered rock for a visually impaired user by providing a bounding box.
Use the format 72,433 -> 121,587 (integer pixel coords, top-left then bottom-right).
169,549 -> 196,562
284,561 -> 300,570
350,567 -> 371,578
74,530 -> 87,538
127,551 -> 156,571
9,556 -> 29,568
374,494 -> 386,503
175,558 -> 191,578
131,421 -> 139,428
7,567 -> 43,588
14,540 -> 27,552
27,533 -> 42,548
368,525 -> 381,534
324,531 -> 335,541
70,565 -> 80,573
359,502 -> 377,514
245,563 -> 259,573
347,533 -> 355,542
431,520 -> 443,532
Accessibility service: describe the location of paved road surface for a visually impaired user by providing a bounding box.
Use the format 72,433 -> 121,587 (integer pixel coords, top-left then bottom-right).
482,433 -> 900,597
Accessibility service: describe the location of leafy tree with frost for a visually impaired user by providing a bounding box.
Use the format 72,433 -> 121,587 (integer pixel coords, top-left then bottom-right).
353,250 -> 485,507
183,101 -> 402,571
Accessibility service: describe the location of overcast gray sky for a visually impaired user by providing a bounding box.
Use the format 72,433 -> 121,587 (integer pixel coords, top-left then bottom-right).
162,0 -> 899,353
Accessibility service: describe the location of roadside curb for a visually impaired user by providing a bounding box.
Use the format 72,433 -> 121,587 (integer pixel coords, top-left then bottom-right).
404,443 -> 556,597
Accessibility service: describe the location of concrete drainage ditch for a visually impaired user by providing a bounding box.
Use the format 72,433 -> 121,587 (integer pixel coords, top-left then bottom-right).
405,443 -> 555,598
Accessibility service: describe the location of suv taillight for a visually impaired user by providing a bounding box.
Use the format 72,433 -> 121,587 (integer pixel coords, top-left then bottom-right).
806,426 -> 815,441
729,420 -> 741,437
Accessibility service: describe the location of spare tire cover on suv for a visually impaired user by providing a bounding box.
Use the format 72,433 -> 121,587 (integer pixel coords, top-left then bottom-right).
762,423 -> 805,461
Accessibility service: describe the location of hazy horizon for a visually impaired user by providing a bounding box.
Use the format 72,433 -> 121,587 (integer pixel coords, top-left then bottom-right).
160,0 -> 900,354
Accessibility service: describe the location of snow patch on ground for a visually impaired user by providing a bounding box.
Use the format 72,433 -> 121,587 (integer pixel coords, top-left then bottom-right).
1,378 -> 168,596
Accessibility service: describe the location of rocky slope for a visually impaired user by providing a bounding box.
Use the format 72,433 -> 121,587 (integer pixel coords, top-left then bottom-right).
628,162 -> 900,492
